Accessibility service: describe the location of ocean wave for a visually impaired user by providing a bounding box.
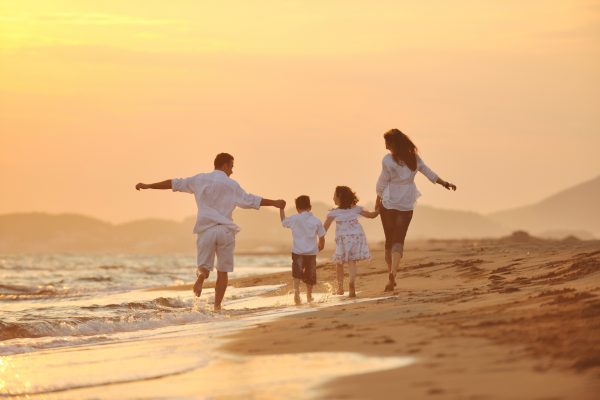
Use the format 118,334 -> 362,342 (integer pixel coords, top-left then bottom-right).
81,296 -> 190,311
0,283 -> 73,300
0,297 -> 209,345
0,335 -> 112,356
77,276 -> 113,282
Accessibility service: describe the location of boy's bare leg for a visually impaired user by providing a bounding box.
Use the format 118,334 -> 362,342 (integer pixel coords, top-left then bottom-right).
348,261 -> 357,298
193,267 -> 210,297
336,264 -> 344,295
293,278 -> 301,305
306,284 -> 313,303
214,271 -> 228,311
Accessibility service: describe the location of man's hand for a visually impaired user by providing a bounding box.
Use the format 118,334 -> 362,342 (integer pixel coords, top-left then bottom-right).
274,199 -> 287,209
135,183 -> 149,191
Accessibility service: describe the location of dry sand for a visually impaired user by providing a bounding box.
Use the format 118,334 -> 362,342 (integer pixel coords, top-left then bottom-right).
217,234 -> 600,399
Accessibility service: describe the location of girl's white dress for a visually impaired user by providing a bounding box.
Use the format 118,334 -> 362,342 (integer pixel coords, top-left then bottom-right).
327,206 -> 371,263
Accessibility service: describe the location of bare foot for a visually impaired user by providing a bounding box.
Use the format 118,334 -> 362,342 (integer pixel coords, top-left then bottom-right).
384,273 -> 396,292
294,293 -> 302,305
193,273 -> 206,297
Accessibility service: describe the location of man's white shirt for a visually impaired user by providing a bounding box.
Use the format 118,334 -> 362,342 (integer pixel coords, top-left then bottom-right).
172,170 -> 262,234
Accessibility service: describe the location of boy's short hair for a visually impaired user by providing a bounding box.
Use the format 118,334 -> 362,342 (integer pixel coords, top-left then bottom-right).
295,195 -> 311,210
214,153 -> 234,168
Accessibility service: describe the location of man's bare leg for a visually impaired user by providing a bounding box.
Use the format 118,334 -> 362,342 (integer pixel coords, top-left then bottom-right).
348,261 -> 357,298
214,271 -> 228,311
193,267 -> 210,297
293,278 -> 302,305
336,264 -> 344,295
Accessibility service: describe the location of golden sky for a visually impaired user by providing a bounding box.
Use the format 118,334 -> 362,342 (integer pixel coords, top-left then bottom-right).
1,0 -> 599,222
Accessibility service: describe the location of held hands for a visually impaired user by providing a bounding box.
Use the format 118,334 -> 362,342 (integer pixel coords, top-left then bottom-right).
274,199 -> 287,209
135,183 -> 149,191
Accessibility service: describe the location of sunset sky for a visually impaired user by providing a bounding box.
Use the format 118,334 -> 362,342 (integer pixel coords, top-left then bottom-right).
1,1 -> 599,223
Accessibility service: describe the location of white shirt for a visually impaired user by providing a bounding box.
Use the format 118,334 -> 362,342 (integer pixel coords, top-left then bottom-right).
172,170 -> 262,234
376,154 -> 438,211
327,206 -> 365,237
282,211 -> 326,255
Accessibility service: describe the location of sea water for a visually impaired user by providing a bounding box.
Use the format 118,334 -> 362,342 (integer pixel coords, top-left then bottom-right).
0,254 -> 415,398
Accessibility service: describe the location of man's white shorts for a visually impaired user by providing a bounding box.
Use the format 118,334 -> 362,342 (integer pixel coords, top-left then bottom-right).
196,225 -> 235,273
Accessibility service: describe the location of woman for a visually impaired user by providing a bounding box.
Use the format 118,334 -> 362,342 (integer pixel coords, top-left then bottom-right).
375,129 -> 457,291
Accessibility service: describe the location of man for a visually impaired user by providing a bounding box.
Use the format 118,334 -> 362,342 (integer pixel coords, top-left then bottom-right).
135,153 -> 286,311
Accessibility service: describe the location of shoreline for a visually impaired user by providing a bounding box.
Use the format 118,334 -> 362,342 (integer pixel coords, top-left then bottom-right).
219,238 -> 600,399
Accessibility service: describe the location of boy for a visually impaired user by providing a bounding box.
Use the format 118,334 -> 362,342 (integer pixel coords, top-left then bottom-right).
280,195 -> 326,304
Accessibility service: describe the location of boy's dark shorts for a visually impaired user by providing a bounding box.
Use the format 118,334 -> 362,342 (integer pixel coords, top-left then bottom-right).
291,253 -> 317,285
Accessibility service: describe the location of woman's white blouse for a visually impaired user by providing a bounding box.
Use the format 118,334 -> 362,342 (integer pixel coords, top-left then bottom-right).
376,154 -> 438,211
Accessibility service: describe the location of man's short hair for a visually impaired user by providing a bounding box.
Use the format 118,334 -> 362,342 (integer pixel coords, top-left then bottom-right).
295,195 -> 311,210
214,153 -> 234,169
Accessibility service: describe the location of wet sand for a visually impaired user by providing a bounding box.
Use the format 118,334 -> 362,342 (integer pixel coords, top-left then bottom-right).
220,235 -> 600,399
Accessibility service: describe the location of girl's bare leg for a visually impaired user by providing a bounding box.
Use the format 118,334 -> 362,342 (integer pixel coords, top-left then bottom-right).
336,264 -> 344,295
348,261 -> 357,298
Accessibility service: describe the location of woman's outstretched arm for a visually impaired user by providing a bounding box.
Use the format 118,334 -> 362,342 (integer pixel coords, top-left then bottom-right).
435,178 -> 457,191
417,156 -> 456,191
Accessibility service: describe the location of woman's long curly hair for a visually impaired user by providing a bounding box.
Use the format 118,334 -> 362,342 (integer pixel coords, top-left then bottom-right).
383,129 -> 418,171
335,186 -> 359,209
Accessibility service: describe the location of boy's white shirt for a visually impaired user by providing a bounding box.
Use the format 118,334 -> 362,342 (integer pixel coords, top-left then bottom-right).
282,211 -> 326,255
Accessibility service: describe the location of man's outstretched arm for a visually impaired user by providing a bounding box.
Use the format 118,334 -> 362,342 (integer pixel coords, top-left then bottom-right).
135,180 -> 172,190
260,198 -> 286,209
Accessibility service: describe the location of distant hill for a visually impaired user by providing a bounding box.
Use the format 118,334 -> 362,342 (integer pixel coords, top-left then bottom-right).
488,175 -> 600,237
0,205 -> 508,254
1,176 -> 597,253
0,213 -> 194,254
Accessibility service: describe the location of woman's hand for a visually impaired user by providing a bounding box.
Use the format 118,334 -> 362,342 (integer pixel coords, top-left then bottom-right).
442,181 -> 457,191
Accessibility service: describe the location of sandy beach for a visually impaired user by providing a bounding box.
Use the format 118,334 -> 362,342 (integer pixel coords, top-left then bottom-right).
2,234 -> 599,399
220,234 -> 600,399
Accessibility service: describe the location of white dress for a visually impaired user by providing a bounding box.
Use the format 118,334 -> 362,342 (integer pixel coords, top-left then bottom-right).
327,206 -> 371,263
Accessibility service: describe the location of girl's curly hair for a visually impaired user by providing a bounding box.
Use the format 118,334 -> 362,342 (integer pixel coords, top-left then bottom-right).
335,186 -> 359,209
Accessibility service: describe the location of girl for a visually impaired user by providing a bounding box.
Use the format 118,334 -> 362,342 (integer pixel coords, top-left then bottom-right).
324,186 -> 379,298
376,128 -> 457,292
